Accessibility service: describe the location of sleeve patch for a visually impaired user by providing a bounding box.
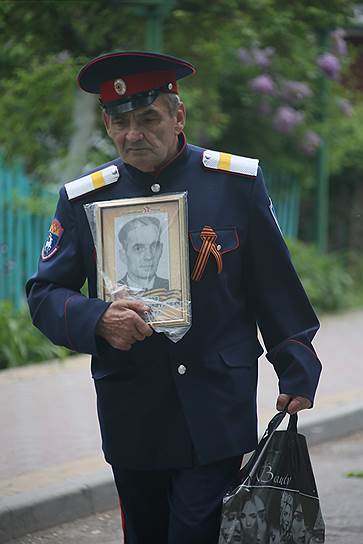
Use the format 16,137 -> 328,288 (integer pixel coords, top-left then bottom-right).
202,149 -> 259,178
41,219 -> 64,260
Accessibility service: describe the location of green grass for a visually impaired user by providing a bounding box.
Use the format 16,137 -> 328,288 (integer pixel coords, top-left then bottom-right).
346,471 -> 363,478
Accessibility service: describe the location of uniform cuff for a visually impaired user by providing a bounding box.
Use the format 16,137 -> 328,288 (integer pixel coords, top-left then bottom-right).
267,339 -> 322,403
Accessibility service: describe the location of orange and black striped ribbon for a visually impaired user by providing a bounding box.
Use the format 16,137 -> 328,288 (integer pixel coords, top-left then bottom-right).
191,226 -> 223,282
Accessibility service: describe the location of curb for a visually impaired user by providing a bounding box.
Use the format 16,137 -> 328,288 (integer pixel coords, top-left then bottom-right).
2,403 -> 363,543
0,471 -> 117,543
299,401 -> 363,446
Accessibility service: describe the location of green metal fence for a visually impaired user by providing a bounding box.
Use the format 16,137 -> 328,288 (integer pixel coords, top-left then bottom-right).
265,172 -> 300,239
0,158 -> 56,308
0,158 -> 300,309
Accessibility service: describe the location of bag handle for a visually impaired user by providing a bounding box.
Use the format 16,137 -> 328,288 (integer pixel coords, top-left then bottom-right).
287,412 -> 298,433
237,409 -> 298,485
266,408 -> 298,435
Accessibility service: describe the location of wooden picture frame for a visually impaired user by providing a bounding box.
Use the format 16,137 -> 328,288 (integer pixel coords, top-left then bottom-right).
94,192 -> 190,328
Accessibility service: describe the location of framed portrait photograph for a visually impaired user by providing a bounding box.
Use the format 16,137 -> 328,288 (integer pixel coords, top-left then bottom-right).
94,192 -> 190,328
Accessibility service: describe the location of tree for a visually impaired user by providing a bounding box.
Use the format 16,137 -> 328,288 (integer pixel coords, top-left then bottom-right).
0,0 -> 360,191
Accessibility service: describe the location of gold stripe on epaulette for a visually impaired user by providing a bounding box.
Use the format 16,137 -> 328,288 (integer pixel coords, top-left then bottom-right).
218,152 -> 232,171
91,171 -> 105,189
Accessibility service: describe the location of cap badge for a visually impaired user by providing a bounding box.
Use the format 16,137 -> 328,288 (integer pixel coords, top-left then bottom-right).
114,78 -> 126,96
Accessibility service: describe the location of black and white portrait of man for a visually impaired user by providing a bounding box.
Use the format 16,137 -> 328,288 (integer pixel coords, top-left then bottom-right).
115,213 -> 170,290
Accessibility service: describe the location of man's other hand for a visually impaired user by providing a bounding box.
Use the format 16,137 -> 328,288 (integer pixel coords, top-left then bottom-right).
276,393 -> 312,414
96,299 -> 153,351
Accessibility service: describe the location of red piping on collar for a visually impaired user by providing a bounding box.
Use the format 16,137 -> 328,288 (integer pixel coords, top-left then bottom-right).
153,132 -> 187,177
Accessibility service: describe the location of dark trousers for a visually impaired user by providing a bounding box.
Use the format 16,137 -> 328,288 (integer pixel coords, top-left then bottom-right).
112,456 -> 241,544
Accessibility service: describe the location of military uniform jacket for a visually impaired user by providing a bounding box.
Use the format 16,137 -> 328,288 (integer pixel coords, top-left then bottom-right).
26,134 -> 322,470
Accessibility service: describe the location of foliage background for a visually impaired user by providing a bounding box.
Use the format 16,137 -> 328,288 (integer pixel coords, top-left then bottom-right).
0,0 -> 361,187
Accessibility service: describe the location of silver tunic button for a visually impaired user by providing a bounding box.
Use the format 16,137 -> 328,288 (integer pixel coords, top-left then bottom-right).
151,183 -> 160,193
217,244 -> 222,251
177,364 -> 187,375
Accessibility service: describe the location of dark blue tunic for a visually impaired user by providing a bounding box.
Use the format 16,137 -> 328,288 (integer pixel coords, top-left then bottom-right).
26,136 -> 321,469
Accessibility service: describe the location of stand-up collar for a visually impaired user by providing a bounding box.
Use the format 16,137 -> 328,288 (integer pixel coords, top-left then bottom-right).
121,132 -> 190,187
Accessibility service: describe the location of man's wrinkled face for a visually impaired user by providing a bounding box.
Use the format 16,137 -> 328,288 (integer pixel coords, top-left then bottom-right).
103,94 -> 185,173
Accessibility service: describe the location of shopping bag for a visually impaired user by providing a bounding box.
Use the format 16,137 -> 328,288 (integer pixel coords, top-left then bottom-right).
219,410 -> 325,544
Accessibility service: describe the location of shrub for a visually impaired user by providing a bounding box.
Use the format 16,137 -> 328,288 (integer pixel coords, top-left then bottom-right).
287,239 -> 363,313
0,301 -> 72,369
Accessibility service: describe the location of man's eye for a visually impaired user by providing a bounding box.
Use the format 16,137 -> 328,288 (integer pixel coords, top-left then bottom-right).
114,119 -> 128,128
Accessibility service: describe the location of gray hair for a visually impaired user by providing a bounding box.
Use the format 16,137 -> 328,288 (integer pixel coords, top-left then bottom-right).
118,216 -> 161,249
163,93 -> 181,115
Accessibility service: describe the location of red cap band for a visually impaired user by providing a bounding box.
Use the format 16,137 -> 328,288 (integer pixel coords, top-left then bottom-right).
100,70 -> 178,103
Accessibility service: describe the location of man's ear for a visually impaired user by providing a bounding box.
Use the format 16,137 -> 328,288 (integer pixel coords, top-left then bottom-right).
119,244 -> 126,258
175,102 -> 186,134
102,111 -> 112,137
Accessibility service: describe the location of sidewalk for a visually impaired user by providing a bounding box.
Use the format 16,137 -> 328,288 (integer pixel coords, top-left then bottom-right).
1,309 -> 363,543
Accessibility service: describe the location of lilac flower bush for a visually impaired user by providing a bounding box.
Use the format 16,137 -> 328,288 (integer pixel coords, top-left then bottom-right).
300,130 -> 322,155
282,81 -> 313,103
238,46 -> 275,67
249,74 -> 275,95
235,28 -> 353,162
273,106 -> 304,134
330,29 -> 347,57
317,53 -> 341,80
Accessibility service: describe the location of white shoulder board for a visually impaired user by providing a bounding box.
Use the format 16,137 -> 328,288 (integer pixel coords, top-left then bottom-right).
65,164 -> 119,200
202,149 -> 259,178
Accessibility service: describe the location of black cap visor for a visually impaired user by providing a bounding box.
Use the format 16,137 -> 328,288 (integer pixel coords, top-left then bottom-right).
101,89 -> 161,116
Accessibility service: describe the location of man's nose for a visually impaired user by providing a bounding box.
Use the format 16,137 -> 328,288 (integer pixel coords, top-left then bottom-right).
125,120 -> 143,142
143,246 -> 154,259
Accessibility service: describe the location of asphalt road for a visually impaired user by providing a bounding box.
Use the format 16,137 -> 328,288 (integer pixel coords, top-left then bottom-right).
8,431 -> 363,544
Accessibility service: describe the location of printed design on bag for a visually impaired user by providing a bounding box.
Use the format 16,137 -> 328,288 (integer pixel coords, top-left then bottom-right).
220,488 -> 324,544
218,413 -> 325,544
41,219 -> 64,260
257,464 -> 292,487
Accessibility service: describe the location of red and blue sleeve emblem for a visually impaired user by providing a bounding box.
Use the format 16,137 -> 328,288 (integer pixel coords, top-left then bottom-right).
41,219 -> 64,261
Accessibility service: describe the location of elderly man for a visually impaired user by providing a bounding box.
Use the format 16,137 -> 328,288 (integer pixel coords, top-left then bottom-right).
26,51 -> 322,544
